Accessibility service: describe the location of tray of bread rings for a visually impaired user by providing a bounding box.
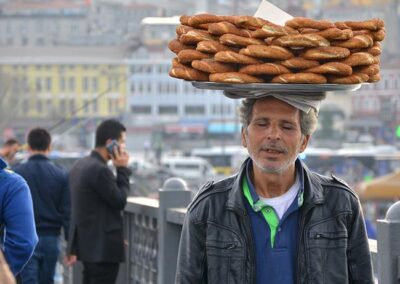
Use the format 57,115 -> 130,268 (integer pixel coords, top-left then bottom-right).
191,82 -> 362,98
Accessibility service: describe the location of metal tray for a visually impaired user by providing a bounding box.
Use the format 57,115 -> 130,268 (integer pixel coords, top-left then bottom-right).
191,82 -> 362,96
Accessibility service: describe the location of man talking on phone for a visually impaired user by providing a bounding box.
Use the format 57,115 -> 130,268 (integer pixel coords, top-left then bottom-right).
66,119 -> 131,284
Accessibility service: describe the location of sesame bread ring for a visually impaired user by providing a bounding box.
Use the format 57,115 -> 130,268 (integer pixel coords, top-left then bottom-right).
188,14 -> 223,27
368,73 -> 381,83
251,23 -> 299,38
354,29 -> 386,41
180,30 -> 217,45
272,34 -> 330,48
239,63 -> 291,75
208,21 -> 252,37
353,64 -> 380,76
210,72 -> 264,83
373,56 -> 380,65
302,46 -> 350,60
328,73 -> 369,84
335,22 -> 351,30
332,34 -> 373,49
285,17 -> 335,30
367,43 -> 382,56
221,15 -> 241,25
180,15 -> 191,25
352,42 -> 382,56
197,23 -> 213,30
272,73 -> 327,84
220,33 -> 265,47
177,50 -> 211,64
169,67 -> 209,81
168,39 -> 195,54
176,25 -> 194,36
215,50 -> 262,65
172,57 -> 190,69
305,62 -> 352,76
372,29 -> 386,41
280,57 -> 320,70
234,16 -> 271,30
340,52 -> 375,67
196,40 -> 232,54
344,18 -> 384,31
315,28 -> 353,40
298,28 -> 319,34
239,45 -> 294,60
191,59 -> 238,74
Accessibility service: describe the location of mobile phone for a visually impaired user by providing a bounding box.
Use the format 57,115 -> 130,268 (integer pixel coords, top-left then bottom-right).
106,140 -> 120,158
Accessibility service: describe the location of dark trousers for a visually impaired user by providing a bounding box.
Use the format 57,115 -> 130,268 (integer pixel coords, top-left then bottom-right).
21,234 -> 60,284
82,262 -> 119,284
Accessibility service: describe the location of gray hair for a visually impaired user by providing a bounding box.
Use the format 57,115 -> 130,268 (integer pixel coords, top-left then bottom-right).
239,98 -> 318,136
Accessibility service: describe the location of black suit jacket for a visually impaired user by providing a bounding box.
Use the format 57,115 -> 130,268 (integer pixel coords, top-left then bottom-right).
67,151 -> 132,262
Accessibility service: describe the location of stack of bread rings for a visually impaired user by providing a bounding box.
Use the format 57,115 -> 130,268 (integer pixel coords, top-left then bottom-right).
168,14 -> 384,84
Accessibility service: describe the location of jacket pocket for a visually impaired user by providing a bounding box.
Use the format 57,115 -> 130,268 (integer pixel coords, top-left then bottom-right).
305,216 -> 350,283
205,233 -> 244,284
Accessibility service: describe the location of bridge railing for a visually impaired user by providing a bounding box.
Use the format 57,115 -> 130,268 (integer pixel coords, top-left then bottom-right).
66,178 -> 400,283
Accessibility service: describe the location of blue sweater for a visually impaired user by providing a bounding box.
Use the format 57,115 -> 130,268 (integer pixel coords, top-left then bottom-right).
0,158 -> 38,275
14,154 -> 70,239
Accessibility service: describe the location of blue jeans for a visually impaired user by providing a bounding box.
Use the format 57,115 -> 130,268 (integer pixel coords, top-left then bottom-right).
21,235 -> 60,284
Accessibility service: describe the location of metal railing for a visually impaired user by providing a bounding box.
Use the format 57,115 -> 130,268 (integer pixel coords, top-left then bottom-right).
66,178 -> 400,283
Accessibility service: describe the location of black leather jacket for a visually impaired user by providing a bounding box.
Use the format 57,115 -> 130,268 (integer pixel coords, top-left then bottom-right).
176,159 -> 373,284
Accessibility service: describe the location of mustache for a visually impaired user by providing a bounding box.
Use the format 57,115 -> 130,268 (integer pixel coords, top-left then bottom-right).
259,142 -> 288,153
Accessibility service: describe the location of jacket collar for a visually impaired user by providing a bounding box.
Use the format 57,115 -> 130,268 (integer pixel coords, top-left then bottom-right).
90,150 -> 107,164
226,157 -> 325,215
0,157 -> 6,169
28,154 -> 50,161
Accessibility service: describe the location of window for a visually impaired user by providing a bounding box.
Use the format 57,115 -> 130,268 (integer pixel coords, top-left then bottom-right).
92,100 -> 98,113
185,105 -> 205,115
36,79 -> 42,92
131,105 -> 151,114
36,101 -> 42,113
92,78 -> 98,92
69,99 -> 75,113
83,77 -> 89,92
69,77 -> 75,91
60,78 -> 66,91
46,77 -> 52,91
60,100 -> 66,114
158,105 -> 178,115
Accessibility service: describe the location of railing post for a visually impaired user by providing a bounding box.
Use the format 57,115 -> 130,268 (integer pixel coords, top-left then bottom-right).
377,201 -> 400,283
157,178 -> 192,284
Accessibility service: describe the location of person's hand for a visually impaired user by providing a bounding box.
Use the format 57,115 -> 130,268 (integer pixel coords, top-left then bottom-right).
111,146 -> 130,168
0,250 -> 15,284
64,255 -> 77,267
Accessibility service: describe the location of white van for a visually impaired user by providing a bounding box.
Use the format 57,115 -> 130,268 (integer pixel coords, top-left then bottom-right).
161,156 -> 216,188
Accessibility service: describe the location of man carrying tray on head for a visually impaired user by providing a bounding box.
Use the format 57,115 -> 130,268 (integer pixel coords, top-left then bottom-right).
175,93 -> 373,284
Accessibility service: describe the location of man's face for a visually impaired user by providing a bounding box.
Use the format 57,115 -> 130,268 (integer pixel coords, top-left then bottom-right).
5,143 -> 20,160
117,132 -> 127,151
242,97 -> 310,174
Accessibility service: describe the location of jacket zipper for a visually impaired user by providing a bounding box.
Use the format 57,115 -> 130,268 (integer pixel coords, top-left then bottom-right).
296,204 -> 314,284
242,212 -> 256,284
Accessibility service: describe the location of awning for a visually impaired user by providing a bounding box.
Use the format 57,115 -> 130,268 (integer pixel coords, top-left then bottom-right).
360,170 -> 400,200
347,118 -> 383,128
207,123 -> 241,134
164,123 -> 205,134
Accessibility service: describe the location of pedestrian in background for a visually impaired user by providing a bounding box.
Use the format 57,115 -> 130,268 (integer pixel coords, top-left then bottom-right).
66,119 -> 131,284
0,157 -> 38,281
14,128 -> 71,284
176,96 -> 373,283
0,138 -> 20,165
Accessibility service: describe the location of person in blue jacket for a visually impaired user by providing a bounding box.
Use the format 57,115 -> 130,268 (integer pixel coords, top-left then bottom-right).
14,128 -> 71,284
0,157 -> 38,278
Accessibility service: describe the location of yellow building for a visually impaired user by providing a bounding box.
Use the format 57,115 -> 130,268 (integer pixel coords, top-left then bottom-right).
0,47 -> 129,127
